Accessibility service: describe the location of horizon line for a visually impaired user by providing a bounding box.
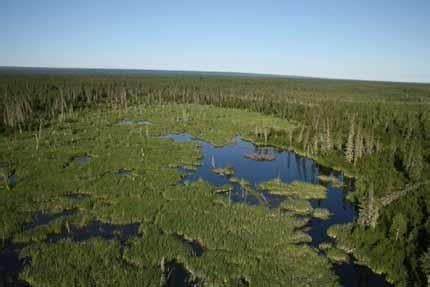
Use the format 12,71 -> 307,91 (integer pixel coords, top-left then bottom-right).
1,65 -> 429,85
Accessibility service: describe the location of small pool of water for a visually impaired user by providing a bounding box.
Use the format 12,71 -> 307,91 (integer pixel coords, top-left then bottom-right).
164,260 -> 202,287
1,174 -> 17,188
137,120 -> 152,125
0,243 -> 29,287
74,156 -> 91,165
119,119 -> 134,125
8,175 -> 17,186
46,221 -> 139,243
24,209 -> 77,230
119,119 -> 152,126
165,133 -> 390,286
66,194 -> 90,202
175,234 -> 206,257
117,168 -> 133,177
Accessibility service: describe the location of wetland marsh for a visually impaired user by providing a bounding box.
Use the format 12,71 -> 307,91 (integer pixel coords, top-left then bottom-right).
1,73 -> 429,286
165,133 -> 389,285
0,103 -> 390,286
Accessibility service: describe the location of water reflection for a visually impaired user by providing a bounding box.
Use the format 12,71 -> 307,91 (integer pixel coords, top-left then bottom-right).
165,133 -> 390,286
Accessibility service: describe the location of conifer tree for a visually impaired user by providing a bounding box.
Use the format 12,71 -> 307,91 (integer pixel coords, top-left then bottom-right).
345,120 -> 355,163
354,127 -> 364,163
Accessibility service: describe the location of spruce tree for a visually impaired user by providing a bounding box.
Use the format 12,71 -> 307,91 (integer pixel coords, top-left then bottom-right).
345,120 -> 355,163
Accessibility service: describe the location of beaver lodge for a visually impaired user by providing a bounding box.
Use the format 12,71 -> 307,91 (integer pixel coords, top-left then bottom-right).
243,153 -> 276,161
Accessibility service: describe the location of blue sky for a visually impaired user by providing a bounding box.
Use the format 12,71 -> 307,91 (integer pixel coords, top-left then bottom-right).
1,0 -> 429,82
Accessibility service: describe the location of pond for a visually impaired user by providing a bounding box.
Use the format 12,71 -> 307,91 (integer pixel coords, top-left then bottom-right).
165,133 -> 391,287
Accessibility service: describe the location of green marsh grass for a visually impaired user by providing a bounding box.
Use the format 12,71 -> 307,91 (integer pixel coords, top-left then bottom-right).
259,178 -> 327,199
1,104 -> 341,285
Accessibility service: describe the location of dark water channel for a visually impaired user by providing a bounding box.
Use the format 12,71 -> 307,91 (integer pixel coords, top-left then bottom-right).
165,134 -> 391,287
175,234 -> 206,257
0,208 -> 139,286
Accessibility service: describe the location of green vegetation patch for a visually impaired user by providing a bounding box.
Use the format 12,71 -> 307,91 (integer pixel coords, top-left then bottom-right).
280,198 -> 313,216
138,104 -> 296,146
212,165 -> 235,176
326,247 -> 350,264
313,208 -> 331,220
259,178 -> 327,199
318,242 -> 333,251
21,238 -> 160,287
213,184 -> 233,194
318,175 -> 344,188
318,241 -> 349,264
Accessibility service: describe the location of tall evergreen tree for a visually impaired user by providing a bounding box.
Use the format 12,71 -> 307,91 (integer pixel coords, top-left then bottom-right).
345,120 -> 355,163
